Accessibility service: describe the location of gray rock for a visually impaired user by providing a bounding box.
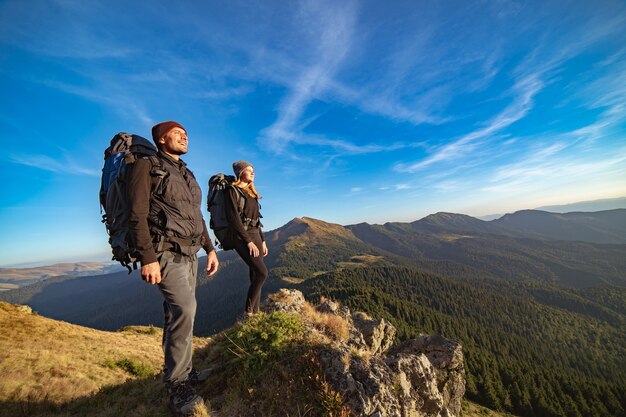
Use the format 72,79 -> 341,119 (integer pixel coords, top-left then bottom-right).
317,298 -> 351,320
389,335 -> 465,417
262,288 -> 306,313
265,290 -> 465,417
351,312 -> 397,356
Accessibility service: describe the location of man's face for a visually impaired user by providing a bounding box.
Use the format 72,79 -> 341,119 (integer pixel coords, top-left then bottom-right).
159,127 -> 188,156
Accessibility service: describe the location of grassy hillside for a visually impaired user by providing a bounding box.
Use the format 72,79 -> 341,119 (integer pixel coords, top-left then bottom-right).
0,301 -> 212,417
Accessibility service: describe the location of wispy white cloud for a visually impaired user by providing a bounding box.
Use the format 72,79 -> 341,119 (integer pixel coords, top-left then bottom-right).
485,127 -> 626,190
433,181 -> 462,192
482,152 -> 626,193
395,74 -> 544,172
34,78 -> 154,128
259,1 -> 357,155
9,154 -> 100,176
380,183 -> 411,192
288,133 -> 421,155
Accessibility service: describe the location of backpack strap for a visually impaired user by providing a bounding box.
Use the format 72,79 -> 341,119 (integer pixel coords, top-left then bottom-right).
234,186 -> 246,214
144,155 -> 168,253
146,155 -> 168,197
230,185 -> 264,230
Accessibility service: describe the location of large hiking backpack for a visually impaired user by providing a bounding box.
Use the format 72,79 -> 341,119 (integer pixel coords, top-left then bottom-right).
207,174 -> 246,250
100,133 -> 166,272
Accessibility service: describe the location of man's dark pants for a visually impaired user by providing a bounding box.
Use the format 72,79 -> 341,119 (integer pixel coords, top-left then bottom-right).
157,250 -> 198,385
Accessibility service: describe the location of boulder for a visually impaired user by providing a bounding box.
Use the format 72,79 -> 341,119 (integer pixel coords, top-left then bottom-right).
263,290 -> 465,417
262,288 -> 306,313
351,312 -> 397,356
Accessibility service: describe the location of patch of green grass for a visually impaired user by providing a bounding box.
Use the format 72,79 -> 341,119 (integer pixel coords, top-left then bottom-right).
119,325 -> 158,335
199,311 -> 349,416
103,357 -> 155,378
223,311 -> 306,373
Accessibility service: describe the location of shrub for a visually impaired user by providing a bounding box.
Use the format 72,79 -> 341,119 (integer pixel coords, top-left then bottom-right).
104,357 -> 154,378
223,311 -> 306,373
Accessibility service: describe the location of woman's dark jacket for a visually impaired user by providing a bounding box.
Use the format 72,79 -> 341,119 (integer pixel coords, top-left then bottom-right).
225,186 -> 264,244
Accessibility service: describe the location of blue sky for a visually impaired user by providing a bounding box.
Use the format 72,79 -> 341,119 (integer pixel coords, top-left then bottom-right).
1,0 -> 625,267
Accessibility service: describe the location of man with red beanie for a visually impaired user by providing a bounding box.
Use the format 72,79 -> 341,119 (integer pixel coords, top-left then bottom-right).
126,120 -> 219,415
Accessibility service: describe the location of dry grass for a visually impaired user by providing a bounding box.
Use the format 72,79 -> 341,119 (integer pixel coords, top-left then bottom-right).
337,254 -> 384,269
0,302 -> 163,403
191,402 -> 211,417
301,302 -> 350,343
279,276 -> 305,284
437,233 -> 475,242
0,301 -> 211,417
461,400 -> 519,417
349,345 -> 372,365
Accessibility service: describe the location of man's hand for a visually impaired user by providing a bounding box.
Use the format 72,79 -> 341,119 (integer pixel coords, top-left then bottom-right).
141,262 -> 162,285
262,241 -> 268,257
206,250 -> 219,277
247,241 -> 260,257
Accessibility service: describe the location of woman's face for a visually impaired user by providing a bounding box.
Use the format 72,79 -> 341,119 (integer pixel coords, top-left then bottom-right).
240,166 -> 255,183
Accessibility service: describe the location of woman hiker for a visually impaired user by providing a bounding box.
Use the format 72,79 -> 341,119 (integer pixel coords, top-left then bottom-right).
226,160 -> 269,316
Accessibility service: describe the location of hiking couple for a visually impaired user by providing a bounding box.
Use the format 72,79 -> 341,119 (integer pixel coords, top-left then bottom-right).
126,121 -> 268,415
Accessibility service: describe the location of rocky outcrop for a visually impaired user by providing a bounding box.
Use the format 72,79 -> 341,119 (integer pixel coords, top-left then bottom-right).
263,289 -> 465,417
263,288 -> 307,313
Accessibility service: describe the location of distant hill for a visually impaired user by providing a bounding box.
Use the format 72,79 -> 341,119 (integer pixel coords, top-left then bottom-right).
480,196 -> 626,219
408,209 -> 626,244
536,196 -> 626,212
492,209 -> 626,244
0,261 -> 123,292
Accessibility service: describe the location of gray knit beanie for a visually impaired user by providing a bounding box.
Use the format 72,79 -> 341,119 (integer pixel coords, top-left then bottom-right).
232,160 -> 253,179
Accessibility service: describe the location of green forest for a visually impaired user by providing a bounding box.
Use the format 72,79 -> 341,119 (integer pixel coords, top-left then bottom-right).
300,266 -> 626,417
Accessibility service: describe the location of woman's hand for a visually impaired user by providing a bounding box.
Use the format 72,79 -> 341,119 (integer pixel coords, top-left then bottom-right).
247,241 -> 260,257
262,241 -> 268,257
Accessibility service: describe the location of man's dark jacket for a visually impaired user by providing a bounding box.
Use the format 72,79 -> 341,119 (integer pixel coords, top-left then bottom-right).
126,152 -> 213,265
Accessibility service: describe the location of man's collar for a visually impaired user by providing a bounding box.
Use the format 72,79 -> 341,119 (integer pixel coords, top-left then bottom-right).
158,151 -> 186,167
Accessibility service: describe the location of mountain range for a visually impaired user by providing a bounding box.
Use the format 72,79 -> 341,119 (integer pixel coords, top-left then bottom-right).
1,208 -> 625,417
0,262 -> 122,292
2,209 -> 625,330
479,196 -> 626,220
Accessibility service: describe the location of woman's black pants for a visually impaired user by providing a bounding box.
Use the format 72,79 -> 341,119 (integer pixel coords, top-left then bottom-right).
233,227 -> 269,314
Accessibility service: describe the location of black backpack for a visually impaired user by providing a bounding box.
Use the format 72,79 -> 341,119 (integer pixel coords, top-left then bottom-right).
207,174 -> 246,250
100,133 -> 167,272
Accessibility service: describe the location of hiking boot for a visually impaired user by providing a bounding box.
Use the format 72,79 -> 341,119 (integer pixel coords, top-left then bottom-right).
188,367 -> 212,385
167,379 -> 204,416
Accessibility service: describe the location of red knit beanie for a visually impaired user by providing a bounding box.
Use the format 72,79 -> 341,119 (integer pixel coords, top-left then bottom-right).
151,121 -> 186,144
